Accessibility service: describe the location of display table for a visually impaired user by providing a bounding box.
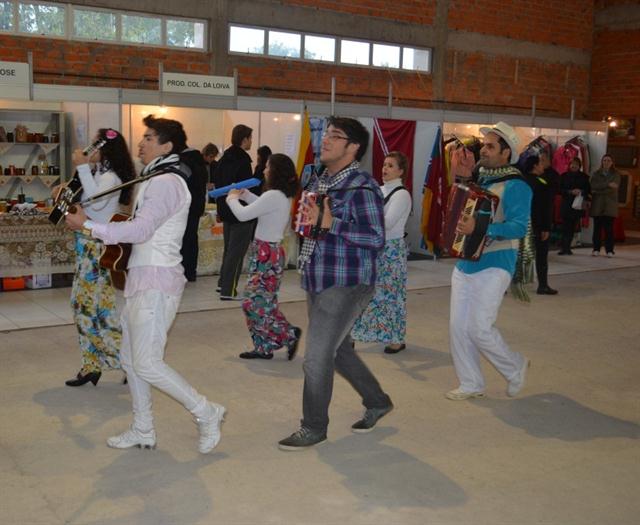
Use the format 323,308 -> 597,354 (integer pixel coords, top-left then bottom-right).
0,212 -> 76,278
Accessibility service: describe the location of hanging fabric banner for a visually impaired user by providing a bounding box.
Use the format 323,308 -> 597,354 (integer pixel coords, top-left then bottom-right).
372,118 -> 416,193
420,126 -> 449,255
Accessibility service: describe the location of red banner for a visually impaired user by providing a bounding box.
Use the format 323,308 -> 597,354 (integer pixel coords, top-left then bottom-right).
372,118 -> 416,194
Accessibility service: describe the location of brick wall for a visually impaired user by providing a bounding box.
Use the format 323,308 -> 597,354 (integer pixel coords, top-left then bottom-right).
0,1 -> 596,118
0,34 -> 210,89
448,0 -> 593,50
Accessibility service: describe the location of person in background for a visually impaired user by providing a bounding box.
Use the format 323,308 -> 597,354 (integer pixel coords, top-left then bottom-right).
523,154 -> 558,295
278,117 -> 393,451
179,145 -> 208,282
351,151 -> 412,353
65,115 -> 225,454
202,143 -> 219,202
253,145 -> 272,194
558,158 -> 590,255
213,125 -> 254,300
226,153 -> 302,360
62,128 -> 135,387
590,154 -> 620,257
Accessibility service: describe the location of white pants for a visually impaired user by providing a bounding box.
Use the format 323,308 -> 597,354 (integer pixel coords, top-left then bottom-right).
449,267 -> 525,392
120,289 -> 209,432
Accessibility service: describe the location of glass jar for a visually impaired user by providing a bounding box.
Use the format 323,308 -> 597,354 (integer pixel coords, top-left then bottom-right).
38,154 -> 49,175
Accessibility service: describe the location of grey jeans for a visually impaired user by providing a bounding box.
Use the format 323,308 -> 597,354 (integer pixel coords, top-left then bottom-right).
302,284 -> 392,432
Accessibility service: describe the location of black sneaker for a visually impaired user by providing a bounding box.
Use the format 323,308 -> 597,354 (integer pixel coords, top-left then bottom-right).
278,427 -> 327,451
287,327 -> 302,361
239,350 -> 273,360
351,404 -> 394,433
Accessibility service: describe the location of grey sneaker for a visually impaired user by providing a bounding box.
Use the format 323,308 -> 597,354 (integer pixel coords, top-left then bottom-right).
351,404 -> 394,433
107,426 -> 156,450
507,359 -> 530,397
278,427 -> 327,451
195,402 -> 226,454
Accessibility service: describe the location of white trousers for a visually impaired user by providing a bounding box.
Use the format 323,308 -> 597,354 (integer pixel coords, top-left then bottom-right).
449,267 -> 525,393
120,289 -> 209,432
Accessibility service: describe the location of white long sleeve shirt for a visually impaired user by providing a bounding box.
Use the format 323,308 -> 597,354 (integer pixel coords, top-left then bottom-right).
77,163 -> 122,223
382,179 -> 411,240
226,189 -> 291,242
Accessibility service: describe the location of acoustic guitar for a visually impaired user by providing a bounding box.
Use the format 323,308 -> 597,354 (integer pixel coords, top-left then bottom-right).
98,212 -> 132,291
48,137 -> 108,226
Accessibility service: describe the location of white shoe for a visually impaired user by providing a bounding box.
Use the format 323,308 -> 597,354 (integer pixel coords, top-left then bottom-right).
591,250 -> 599,257
507,359 -> 530,397
195,402 -> 226,454
445,388 -> 485,401
606,252 -> 614,258
107,426 -> 156,449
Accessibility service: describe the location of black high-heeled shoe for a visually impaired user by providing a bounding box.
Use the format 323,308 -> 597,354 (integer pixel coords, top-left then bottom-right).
65,371 -> 101,387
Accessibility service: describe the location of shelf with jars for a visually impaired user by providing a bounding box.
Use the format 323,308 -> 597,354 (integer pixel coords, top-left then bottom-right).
0,109 -> 66,202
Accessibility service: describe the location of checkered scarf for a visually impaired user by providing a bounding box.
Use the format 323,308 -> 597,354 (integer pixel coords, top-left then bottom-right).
297,162 -> 359,272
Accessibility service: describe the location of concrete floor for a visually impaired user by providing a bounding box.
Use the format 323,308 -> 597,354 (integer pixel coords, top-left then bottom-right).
1,246 -> 639,524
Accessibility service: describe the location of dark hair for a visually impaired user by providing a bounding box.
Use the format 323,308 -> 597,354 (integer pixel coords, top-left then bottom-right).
142,114 -> 187,154
97,128 -> 136,205
385,151 -> 409,183
497,136 -> 511,159
256,145 -> 272,168
202,143 -> 219,158
265,153 -> 299,198
569,157 -> 582,168
522,154 -> 541,175
231,124 -> 253,147
326,116 -> 369,161
601,154 -> 615,170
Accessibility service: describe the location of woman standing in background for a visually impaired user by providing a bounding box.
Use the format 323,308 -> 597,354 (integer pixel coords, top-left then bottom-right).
351,151 -> 412,354
590,154 -> 620,257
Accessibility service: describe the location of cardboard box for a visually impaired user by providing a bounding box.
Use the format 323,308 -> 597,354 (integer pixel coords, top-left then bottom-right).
2,277 -> 25,291
25,274 -> 52,289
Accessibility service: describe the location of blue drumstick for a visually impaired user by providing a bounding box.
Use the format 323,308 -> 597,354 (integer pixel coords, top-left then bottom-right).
208,178 -> 261,199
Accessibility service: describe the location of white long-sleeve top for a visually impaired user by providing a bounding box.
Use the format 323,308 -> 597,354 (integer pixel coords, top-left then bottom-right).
226,189 -> 291,242
382,178 -> 411,240
77,163 -> 122,223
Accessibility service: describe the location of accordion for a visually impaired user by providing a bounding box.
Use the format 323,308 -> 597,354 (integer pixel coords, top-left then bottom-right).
443,182 -> 500,260
294,191 -> 329,239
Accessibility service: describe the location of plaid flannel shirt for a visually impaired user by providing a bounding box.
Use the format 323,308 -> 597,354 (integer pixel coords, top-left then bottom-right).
302,162 -> 385,292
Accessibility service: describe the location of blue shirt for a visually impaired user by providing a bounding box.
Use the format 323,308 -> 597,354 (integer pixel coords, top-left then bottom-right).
302,165 -> 385,292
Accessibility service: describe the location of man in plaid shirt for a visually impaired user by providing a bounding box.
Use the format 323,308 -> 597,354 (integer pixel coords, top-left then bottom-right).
279,117 -> 394,451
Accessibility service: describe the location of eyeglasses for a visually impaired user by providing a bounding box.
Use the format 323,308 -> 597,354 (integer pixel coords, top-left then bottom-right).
322,132 -> 349,141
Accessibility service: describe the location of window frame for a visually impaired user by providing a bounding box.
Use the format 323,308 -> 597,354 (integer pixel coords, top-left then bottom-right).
227,23 -> 432,74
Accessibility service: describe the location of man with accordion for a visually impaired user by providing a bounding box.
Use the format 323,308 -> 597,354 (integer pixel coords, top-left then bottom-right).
445,122 -> 533,401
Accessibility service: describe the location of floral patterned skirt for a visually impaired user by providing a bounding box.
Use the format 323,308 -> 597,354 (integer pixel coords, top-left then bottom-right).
351,238 -> 407,344
70,232 -> 121,373
242,239 -> 296,354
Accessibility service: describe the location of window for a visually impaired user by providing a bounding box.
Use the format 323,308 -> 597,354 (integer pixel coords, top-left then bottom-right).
229,25 -> 264,54
18,2 -> 64,36
121,14 -> 161,45
340,39 -> 370,66
0,1 -> 13,31
372,43 -> 400,68
167,19 -> 205,49
304,34 -> 335,61
402,47 -> 430,72
268,30 -> 300,58
227,24 -> 432,74
73,8 -> 116,41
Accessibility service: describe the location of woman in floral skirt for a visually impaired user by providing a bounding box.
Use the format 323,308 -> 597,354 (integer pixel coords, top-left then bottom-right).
226,153 -> 302,359
351,151 -> 412,354
62,128 -> 136,386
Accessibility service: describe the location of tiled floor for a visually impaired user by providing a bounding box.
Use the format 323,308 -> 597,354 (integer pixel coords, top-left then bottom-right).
2,240 -> 640,332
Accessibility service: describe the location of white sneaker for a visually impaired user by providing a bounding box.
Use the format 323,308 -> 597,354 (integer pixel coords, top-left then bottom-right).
606,252 -> 614,258
507,359 -> 530,397
591,250 -> 599,257
195,402 -> 226,454
107,426 -> 156,449
445,388 -> 485,401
